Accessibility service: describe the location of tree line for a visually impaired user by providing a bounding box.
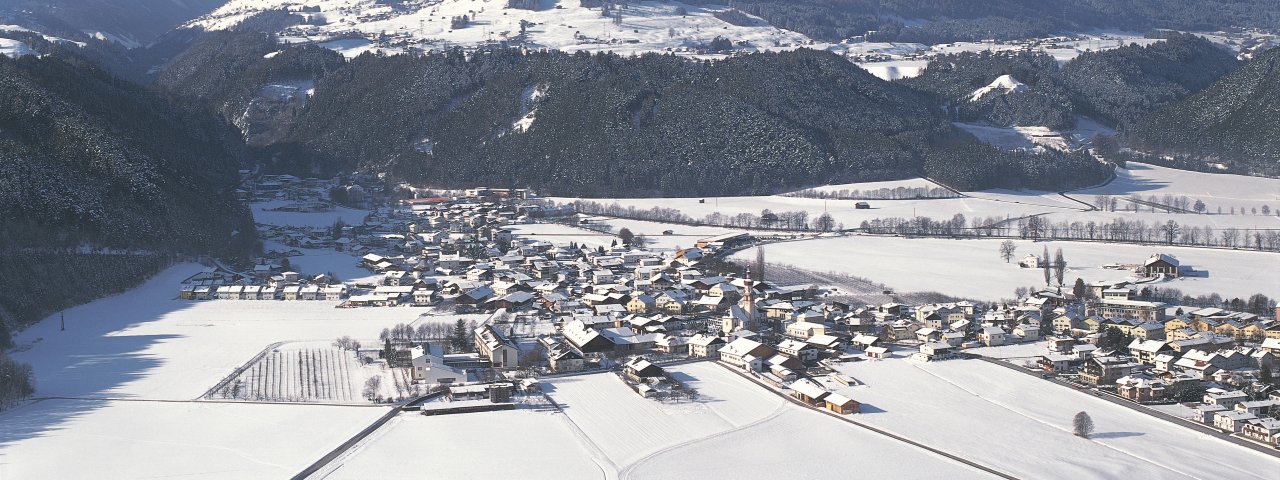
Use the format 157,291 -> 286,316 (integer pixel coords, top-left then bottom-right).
859,214 -> 1280,251
783,185 -> 960,200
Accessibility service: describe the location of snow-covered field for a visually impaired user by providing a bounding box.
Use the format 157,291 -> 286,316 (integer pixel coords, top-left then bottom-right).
541,362 -> 998,479
505,222 -> 618,249
1079,162 -> 1280,214
551,193 -> 1053,232
0,37 -> 33,58
0,264 -> 489,478
832,356 -> 1279,480
582,216 -> 738,249
736,235 -> 1278,300
252,201 -> 370,229
192,0 -> 813,58
206,341 -> 415,403
558,163 -> 1280,234
317,410 -> 607,480
0,399 -> 383,479
955,116 -> 1115,153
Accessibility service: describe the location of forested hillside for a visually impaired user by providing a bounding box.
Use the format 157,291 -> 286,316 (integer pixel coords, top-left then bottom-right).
901,34 -> 1237,131
691,1 -> 1280,43
1126,47 -> 1280,176
0,53 -> 255,327
156,36 -> 1109,196
902,51 -> 1076,130
1061,34 -> 1239,128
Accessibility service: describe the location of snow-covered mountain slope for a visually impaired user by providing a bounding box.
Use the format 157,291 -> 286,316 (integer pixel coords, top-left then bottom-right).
968,74 -> 1027,101
188,0 -> 815,58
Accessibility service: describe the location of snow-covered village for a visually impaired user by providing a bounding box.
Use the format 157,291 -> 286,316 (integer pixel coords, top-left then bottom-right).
3,162 -> 1277,479
3,1 -> 1280,479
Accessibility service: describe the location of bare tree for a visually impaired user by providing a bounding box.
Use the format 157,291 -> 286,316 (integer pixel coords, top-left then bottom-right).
999,240 -> 1016,263
363,376 -> 383,401
1073,411 -> 1095,438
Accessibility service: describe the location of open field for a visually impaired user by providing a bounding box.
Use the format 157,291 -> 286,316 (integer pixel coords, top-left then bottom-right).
251,200 -> 370,229
206,342 -> 413,403
0,398 -> 384,479
317,410 -> 608,480
736,235 -> 1279,300
543,362 -> 1000,479
584,216 -> 739,250
0,264 -> 485,479
1079,162 -> 1280,213
505,222 -> 619,249
555,163 -> 1280,236
832,355 -> 1280,479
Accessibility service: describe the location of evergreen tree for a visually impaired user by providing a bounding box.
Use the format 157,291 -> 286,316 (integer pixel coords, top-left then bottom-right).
1072,278 -> 1088,300
450,319 -> 469,353
0,316 -> 11,350
1053,248 -> 1066,285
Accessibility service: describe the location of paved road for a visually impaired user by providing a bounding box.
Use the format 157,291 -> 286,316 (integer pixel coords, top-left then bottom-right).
974,356 -> 1280,458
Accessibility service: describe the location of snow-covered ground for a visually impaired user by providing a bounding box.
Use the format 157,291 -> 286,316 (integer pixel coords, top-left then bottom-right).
0,263 -> 489,478
505,221 -> 618,249
251,200 -> 370,229
1079,162 -> 1280,214
0,399 -> 384,479
735,235 -> 1278,300
832,356 -> 1279,480
540,362 -> 998,478
0,37 -> 34,57
192,0 -> 814,58
580,216 -> 738,250
8,264 -> 481,400
551,193 -> 1053,233
955,116 -> 1115,153
206,341 -> 416,403
317,410 -> 607,479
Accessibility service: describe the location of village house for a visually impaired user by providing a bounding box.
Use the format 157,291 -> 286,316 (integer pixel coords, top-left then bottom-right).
978,326 -> 1007,346
474,324 -> 520,368
1086,298 -> 1167,323
1241,418 -> 1280,446
776,339 -> 820,362
1142,253 -> 1180,278
824,393 -> 861,414
1128,339 -> 1172,365
789,378 -> 830,405
623,357 -> 665,383
1214,410 -> 1257,433
719,338 -> 776,372
409,348 -> 465,385
1079,356 -> 1138,386
687,334 -> 726,359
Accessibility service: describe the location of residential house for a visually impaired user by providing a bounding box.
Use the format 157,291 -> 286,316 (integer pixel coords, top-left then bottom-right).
789,378 -> 830,405
776,339 -> 819,362
687,334 -> 726,359
824,393 -> 861,414
978,326 -> 1007,347
475,324 -> 520,368
720,338 -> 776,372
1079,356 -> 1138,386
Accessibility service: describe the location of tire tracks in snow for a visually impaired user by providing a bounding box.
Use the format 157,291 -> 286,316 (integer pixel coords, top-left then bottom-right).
617,401 -> 789,480
908,362 -> 1238,480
